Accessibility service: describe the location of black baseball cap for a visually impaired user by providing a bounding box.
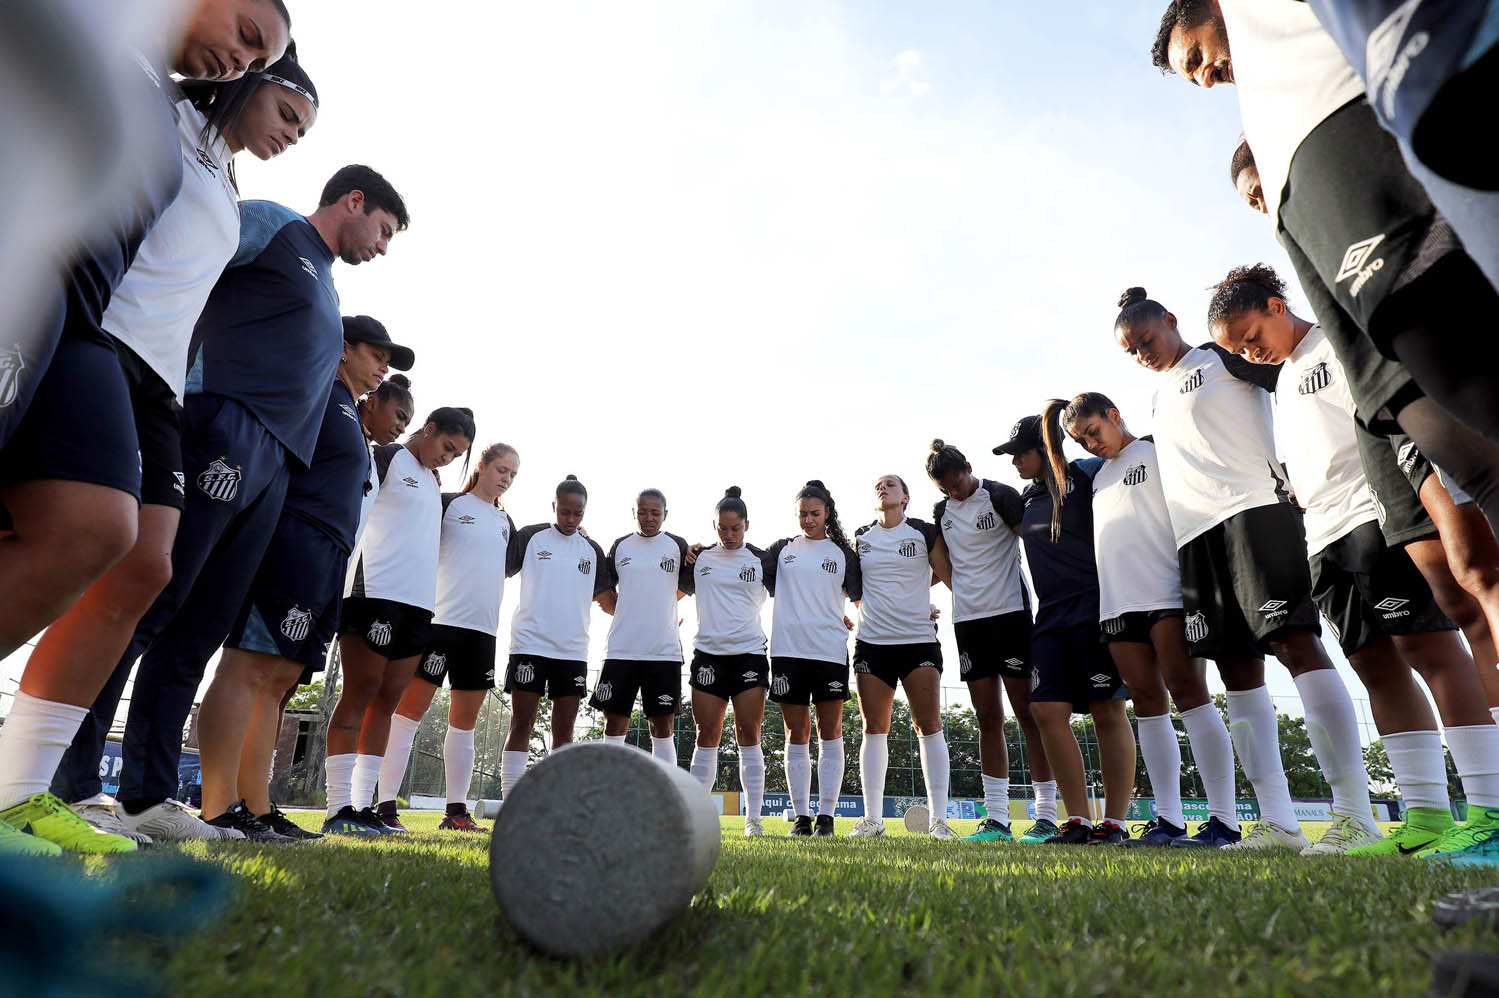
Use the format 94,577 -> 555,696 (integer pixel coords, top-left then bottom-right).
342,315 -> 414,371
992,415 -> 1042,456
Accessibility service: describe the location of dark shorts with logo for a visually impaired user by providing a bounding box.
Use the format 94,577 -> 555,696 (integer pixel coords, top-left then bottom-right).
1099,608 -> 1185,646
1311,520 -> 1456,656
1178,503 -> 1321,661
338,596 -> 433,661
504,654 -> 588,699
590,659 -> 682,717
1030,615 -> 1125,713
417,625 -> 497,691
852,640 -> 942,690
769,656 -> 850,706
1354,423 -> 1438,548
224,513 -> 346,674
688,650 -> 769,702
952,610 -> 1033,683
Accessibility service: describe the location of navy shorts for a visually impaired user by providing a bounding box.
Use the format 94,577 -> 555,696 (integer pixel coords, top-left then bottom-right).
505,654 -> 588,699
769,657 -> 850,706
952,610 -> 1032,683
1099,608 -> 1184,646
1311,521 -> 1457,657
1031,614 -> 1125,713
223,513 -> 347,674
1355,423 -> 1437,548
590,659 -> 682,717
688,651 -> 769,702
417,625 -> 497,691
852,640 -> 942,690
339,596 -> 433,661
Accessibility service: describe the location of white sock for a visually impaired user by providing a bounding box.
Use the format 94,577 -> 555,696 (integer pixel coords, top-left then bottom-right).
1226,686 -> 1299,829
1295,670 -> 1375,829
690,745 -> 718,789
0,691 -> 89,810
860,733 -> 888,820
787,742 -> 811,816
919,731 -> 950,821
982,774 -> 1009,824
1068,814 -> 1094,829
324,753 -> 356,818
739,744 -> 765,819
1381,729 -> 1448,812
603,733 -> 626,745
818,738 -> 844,817
1137,713 -> 1184,829
1180,701 -> 1239,830
352,753 -> 381,810
444,725 -> 476,806
501,750 -> 529,798
378,715 -> 420,805
1034,780 -> 1058,824
651,734 -> 676,767
1447,724 -> 1499,809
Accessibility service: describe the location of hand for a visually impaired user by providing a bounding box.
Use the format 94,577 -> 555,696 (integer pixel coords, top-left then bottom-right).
929,604 -> 941,621
843,615 -> 854,631
686,542 -> 706,565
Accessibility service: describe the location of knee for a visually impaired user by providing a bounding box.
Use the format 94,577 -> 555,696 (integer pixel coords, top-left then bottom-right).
734,721 -> 759,746
913,717 -> 942,737
1030,701 -> 1070,728
42,504 -> 138,581
972,703 -> 1003,732
1451,558 -> 1499,601
697,728 -> 723,748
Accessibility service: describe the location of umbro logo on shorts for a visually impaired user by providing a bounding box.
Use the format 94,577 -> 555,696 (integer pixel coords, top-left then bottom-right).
619,556 -> 632,568
697,666 -> 715,686
1089,674 -> 1112,685
594,681 -> 613,701
1258,600 -> 1288,619
280,606 -> 312,642
1122,464 -> 1148,487
486,668 -> 495,681
172,472 -> 185,495
1335,234 -> 1386,296
657,694 -> 673,705
827,681 -> 843,691
514,660 -> 535,684
457,515 -> 476,523
918,661 -> 935,670
299,256 -> 319,279
402,476 -> 420,488
423,652 -> 446,675
1005,657 -> 1024,668
739,565 -> 757,582
577,558 -> 591,574
898,540 -> 921,558
771,675 -> 790,696
338,403 -> 358,422
197,459 -> 241,501
1375,597 -> 1411,618
742,671 -> 759,683
572,675 -> 584,688
820,559 -> 839,574
959,652 -> 972,676
1184,611 -> 1209,644
975,512 -> 996,530
367,620 -> 392,646
660,556 -> 677,573
1179,369 -> 1204,394
537,550 -> 552,560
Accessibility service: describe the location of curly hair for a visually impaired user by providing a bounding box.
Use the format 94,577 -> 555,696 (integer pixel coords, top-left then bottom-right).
1206,263 -> 1289,330
796,480 -> 850,550
1151,0 -> 1215,72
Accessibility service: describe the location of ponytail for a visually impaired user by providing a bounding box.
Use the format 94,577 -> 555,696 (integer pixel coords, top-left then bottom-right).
460,441 -> 518,505
1039,399 -> 1070,543
926,438 -> 968,482
796,480 -> 849,550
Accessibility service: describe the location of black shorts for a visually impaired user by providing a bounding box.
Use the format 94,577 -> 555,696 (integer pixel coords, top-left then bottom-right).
338,596 -> 433,661
417,625 -> 497,691
116,341 -> 184,510
223,513 -> 346,674
769,657 -> 850,706
1100,608 -> 1184,646
589,659 -> 682,717
952,610 -> 1033,683
689,651 -> 769,702
1311,521 -> 1457,657
505,654 -> 587,699
852,640 -> 942,690
1030,619 -> 1125,712
1355,423 -> 1437,548
1178,503 -> 1321,661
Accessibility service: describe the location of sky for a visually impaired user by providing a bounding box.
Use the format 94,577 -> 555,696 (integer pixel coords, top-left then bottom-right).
1,0 -> 1394,741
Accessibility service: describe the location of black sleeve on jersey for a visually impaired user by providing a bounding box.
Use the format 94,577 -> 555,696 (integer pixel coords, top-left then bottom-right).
372,443 -> 402,484
982,479 -> 1026,529
932,497 -> 948,524
589,538 -> 614,596
669,533 -> 695,595
908,516 -> 942,551
840,542 -> 863,602
761,538 -> 791,597
503,511 -> 517,536
605,535 -> 627,590
853,521 -> 873,554
440,492 -> 459,515
744,543 -> 768,588
1073,458 -> 1104,482
506,523 -> 546,577
1208,342 -> 1282,392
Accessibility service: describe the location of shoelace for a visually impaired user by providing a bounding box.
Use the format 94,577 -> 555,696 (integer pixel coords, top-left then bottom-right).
1131,820 -> 1157,838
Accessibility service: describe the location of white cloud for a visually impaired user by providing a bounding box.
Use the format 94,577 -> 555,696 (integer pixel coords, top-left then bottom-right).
881,49 -> 931,98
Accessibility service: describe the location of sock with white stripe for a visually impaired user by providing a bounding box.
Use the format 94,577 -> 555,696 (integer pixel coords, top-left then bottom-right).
0,691 -> 88,811
500,750 -> 528,799
1034,780 -> 1058,824
352,753 -> 381,810
1226,686 -> 1299,830
324,753 -> 355,818
690,745 -> 718,789
739,744 -> 765,820
919,731 -> 950,822
1295,670 -> 1376,830
1180,701 -> 1239,830
378,715 -> 420,806
981,774 -> 1009,824
787,742 -> 812,817
1137,713 -> 1185,829
818,738 -> 844,817
860,733 -> 888,820
1447,724 -> 1499,809
443,725 -> 476,806
651,734 -> 676,767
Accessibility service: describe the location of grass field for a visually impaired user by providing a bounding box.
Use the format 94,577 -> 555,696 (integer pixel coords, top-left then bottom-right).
68,812 -> 1499,996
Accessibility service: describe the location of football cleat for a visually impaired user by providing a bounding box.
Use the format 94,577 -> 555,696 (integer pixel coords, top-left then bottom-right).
965,817 -> 1014,842
0,793 -> 135,853
1170,816 -> 1243,849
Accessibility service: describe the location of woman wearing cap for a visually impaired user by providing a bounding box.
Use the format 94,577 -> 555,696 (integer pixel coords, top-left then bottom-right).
685,487 -> 772,835
322,406 -> 474,836
197,315 -> 410,841
375,443 -> 519,832
763,481 -> 861,838
0,48 -> 317,853
926,439 -> 1059,844
1063,393 -> 1241,848
846,475 -> 957,840
1114,285 -> 1374,851
999,406 -> 1136,845
499,477 -> 614,800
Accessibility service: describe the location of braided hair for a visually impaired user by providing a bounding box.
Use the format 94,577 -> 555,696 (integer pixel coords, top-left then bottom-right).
796,480 -> 849,550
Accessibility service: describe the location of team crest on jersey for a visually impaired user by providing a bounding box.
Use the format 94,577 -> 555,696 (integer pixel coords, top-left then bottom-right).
1179,369 -> 1205,394
196,459 -> 241,502
514,660 -> 535,684
0,347 -> 25,408
975,512 -> 996,530
577,557 -> 591,574
299,256 -> 319,279
402,476 -> 420,488
367,620 -> 393,647
1298,362 -> 1332,395
898,540 -> 921,558
1183,612 -> 1209,644
771,675 -> 790,696
338,403 -> 358,422
1102,616 -> 1125,635
619,556 -> 632,568
594,681 -> 613,702
739,565 -> 757,582
457,515 -> 476,524
660,556 -> 677,573
280,606 -> 312,642
1122,464 -> 1148,487
697,665 -> 715,686
853,659 -> 871,674
423,652 -> 446,676
820,558 -> 838,574
959,652 -> 972,676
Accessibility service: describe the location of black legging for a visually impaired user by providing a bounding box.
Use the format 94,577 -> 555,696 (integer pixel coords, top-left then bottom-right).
1396,396 -> 1499,540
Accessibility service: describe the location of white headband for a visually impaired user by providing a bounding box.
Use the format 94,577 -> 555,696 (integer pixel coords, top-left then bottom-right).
262,73 -> 317,108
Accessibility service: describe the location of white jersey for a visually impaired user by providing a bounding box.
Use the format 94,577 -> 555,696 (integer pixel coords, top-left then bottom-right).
506,524 -> 612,661
1274,325 -> 1379,555
102,99 -> 239,400
432,492 -> 517,635
347,445 -> 441,611
1153,345 -> 1290,548
1090,437 -> 1183,620
933,479 -> 1028,622
1218,0 -> 1364,221
763,535 -> 862,665
690,544 -> 769,656
853,517 -> 941,645
602,532 -> 694,662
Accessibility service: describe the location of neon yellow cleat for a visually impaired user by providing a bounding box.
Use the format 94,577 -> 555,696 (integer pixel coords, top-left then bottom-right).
1421,807 -> 1499,861
0,815 -> 62,856
1347,807 -> 1454,856
0,793 -> 136,854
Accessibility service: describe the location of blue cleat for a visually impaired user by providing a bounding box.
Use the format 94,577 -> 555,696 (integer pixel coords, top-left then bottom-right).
1123,817 -> 1187,847
1169,815 -> 1242,849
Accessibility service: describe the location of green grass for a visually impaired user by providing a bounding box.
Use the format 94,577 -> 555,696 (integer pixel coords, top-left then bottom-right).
73,813 -> 1499,996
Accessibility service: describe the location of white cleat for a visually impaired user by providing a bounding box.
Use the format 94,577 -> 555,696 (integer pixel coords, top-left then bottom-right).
846,817 -> 886,838
929,819 -> 959,840
119,800 -> 234,842
1301,813 -> 1383,855
743,816 -> 764,837
1225,820 -> 1312,851
72,794 -> 153,846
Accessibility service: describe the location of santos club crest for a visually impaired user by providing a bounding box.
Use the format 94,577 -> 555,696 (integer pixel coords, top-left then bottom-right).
959,651 -> 972,676
577,557 -> 591,574
423,652 -> 446,676
367,620 -> 393,647
771,675 -> 790,696
280,606 -> 312,642
514,660 -> 535,684
197,458 -> 241,502
1183,611 -> 1208,644
0,347 -> 24,408
696,665 -> 715,686
594,681 -> 613,702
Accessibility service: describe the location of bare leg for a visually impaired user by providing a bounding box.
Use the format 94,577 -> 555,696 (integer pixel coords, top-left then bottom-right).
1002,674 -> 1053,783
967,677 -> 1007,778
1029,701 -> 1087,819
549,696 -> 581,749
237,661 -> 305,816
1089,698 -> 1136,821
